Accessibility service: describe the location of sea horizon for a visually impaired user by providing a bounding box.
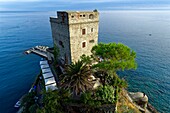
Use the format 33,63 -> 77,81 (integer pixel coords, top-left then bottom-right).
1,9 -> 170,12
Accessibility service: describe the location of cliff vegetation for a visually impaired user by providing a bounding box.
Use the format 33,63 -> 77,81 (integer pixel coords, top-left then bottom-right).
21,43 -> 145,113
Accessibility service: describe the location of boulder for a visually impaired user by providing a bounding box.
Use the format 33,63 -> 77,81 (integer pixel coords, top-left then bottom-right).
129,92 -> 148,109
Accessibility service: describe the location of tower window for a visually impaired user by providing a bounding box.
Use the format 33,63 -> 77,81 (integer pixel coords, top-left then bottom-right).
89,40 -> 94,43
82,29 -> 86,35
83,14 -> 85,17
71,16 -> 74,18
59,41 -> 64,48
80,15 -> 82,17
82,42 -> 86,48
61,13 -> 65,23
91,28 -> 93,32
89,14 -> 94,19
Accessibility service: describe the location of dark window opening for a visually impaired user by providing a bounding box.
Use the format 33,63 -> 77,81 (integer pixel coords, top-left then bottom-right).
83,14 -> 85,17
91,28 -> 93,32
61,13 -> 65,23
59,41 -> 63,45
80,15 -> 82,17
82,29 -> 86,35
89,40 -> 94,43
71,16 -> 74,18
82,42 -> 86,48
89,14 -> 94,19
59,41 -> 64,48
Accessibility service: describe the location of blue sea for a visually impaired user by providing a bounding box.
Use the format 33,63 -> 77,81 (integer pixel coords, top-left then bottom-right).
0,11 -> 170,113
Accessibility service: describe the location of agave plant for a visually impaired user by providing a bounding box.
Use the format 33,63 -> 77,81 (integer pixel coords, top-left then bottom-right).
60,60 -> 93,96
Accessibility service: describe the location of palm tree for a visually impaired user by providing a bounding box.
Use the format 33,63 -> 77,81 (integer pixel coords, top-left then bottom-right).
60,60 -> 93,96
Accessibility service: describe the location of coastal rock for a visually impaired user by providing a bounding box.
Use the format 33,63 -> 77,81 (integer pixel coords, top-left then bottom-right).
129,92 -> 148,109
129,92 -> 148,102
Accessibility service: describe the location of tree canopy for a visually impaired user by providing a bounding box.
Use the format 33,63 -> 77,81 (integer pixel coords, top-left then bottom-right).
91,43 -> 137,73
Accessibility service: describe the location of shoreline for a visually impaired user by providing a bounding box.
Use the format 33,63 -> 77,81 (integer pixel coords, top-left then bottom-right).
123,89 -> 158,113
16,72 -> 42,113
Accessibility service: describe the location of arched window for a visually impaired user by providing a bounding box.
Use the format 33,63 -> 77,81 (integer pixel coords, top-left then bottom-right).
89,14 -> 94,19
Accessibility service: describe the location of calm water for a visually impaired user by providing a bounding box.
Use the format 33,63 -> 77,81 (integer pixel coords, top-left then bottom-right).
0,11 -> 170,113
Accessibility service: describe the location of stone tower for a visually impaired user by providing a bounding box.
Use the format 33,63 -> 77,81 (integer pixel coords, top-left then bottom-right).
50,10 -> 99,64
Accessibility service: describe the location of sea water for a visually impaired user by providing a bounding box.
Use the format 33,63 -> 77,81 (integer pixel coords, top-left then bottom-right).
0,11 -> 170,113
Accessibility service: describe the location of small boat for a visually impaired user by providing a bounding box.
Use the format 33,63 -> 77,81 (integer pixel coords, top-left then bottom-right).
149,34 -> 152,36
14,101 -> 21,108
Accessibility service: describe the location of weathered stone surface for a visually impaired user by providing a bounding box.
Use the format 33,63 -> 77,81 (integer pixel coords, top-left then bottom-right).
129,92 -> 148,110
50,10 -> 99,64
129,92 -> 148,103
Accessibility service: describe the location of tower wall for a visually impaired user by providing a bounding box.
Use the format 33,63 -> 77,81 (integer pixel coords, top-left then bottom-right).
50,12 -> 71,63
68,11 -> 99,62
50,10 -> 99,64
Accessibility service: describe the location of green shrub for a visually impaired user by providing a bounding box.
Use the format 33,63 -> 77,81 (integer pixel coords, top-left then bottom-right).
96,85 -> 115,104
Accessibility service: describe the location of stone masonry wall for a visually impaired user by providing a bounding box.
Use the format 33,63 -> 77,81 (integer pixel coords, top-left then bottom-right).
69,22 -> 99,62
69,11 -> 99,62
50,11 -> 99,64
50,16 -> 71,64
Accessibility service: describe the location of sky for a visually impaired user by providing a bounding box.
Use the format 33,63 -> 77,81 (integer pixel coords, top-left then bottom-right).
0,0 -> 170,11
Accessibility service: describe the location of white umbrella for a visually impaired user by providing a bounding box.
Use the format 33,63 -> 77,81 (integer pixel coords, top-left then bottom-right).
45,83 -> 58,91
40,60 -> 48,65
42,68 -> 51,73
43,72 -> 53,79
41,64 -> 49,69
45,77 -> 56,85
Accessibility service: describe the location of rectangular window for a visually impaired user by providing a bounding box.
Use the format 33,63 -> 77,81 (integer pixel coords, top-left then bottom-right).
83,14 -> 85,17
61,13 -> 65,23
59,41 -> 64,48
82,29 -> 86,35
82,42 -> 86,48
91,28 -> 93,32
89,40 -> 94,43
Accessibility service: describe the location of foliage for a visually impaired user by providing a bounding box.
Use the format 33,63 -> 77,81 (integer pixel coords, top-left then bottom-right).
81,85 -> 117,107
80,91 -> 101,107
37,90 -> 63,113
29,104 -> 38,113
106,74 -> 128,106
59,88 -> 71,103
96,85 -> 115,104
81,85 -> 115,107
60,60 -> 93,95
91,43 -> 137,88
93,71 -> 109,86
33,43 -> 138,112
80,54 -> 93,65
91,43 -> 137,73
21,92 -> 36,113
81,91 -> 92,104
108,74 -> 128,90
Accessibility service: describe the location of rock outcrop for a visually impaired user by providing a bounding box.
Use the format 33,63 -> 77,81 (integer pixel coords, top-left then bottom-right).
129,92 -> 148,109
